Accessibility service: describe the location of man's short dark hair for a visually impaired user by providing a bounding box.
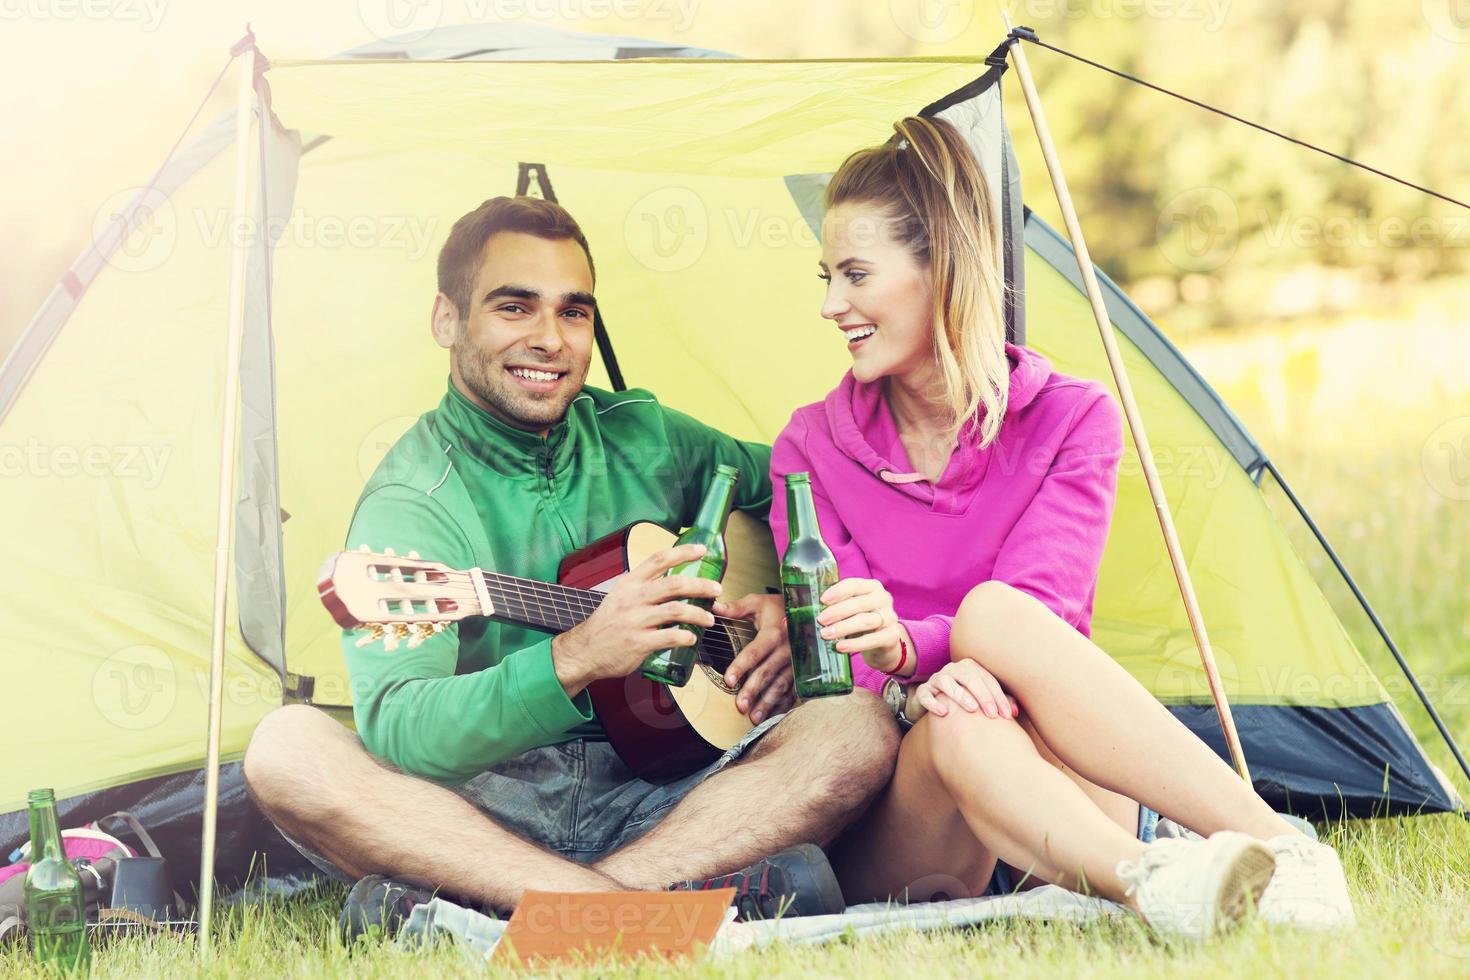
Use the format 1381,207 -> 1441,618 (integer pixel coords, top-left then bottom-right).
436,196 -> 596,319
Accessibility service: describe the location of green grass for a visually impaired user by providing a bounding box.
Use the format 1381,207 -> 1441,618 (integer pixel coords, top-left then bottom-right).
5,305 -> 1469,976
4,813 -> 1469,978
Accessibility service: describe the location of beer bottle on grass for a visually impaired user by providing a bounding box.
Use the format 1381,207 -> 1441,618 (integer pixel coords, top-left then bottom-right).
640,464 -> 739,687
24,788 -> 89,973
782,472 -> 854,699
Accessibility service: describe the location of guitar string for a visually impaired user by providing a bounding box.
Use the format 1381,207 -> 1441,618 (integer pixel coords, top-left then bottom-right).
370,569 -> 756,662
480,571 -> 758,646
478,572 -> 746,669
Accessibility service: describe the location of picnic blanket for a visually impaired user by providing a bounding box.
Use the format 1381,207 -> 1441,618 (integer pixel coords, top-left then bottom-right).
396,885 -> 1129,961
389,813 -> 1315,961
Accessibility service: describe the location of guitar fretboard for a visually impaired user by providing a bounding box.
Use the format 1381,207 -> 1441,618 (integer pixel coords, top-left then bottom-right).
478,571 -> 757,670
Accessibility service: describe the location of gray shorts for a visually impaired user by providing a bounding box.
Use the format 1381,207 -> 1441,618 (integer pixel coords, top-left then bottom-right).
282,713 -> 786,882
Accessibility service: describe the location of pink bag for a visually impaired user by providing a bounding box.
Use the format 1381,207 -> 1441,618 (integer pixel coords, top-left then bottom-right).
0,824 -> 138,886
0,815 -> 145,941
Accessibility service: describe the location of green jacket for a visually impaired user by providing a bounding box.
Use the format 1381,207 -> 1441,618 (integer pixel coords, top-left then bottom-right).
342,381 -> 773,783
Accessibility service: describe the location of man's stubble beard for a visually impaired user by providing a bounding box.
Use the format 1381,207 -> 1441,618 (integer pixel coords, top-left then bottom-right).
453,336 -> 588,432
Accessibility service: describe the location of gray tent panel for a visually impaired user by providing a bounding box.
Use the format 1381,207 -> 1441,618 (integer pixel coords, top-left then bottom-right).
928,67 -> 1027,346
341,21 -> 733,61
234,82 -> 302,681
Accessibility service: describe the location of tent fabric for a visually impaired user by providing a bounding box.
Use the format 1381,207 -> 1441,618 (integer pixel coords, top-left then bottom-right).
1024,214 -> 1266,475
263,58 -> 993,176
0,112 -> 240,424
0,27 -> 1459,890
1176,703 -> 1457,818
2,102 -> 276,809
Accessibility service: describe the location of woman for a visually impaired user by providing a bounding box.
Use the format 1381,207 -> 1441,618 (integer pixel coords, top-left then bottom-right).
768,116 -> 1354,938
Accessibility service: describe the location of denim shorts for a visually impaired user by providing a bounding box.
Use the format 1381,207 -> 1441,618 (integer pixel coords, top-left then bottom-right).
281,713 -> 786,882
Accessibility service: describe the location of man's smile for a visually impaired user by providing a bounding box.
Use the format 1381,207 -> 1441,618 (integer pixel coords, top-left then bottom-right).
506,364 -> 569,392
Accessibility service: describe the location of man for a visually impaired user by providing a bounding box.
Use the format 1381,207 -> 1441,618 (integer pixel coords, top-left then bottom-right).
243,196 -> 900,938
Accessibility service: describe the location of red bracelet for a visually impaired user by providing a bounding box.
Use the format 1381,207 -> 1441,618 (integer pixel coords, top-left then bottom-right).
887,636 -> 909,677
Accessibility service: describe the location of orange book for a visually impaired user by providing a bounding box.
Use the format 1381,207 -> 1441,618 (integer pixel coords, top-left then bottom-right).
495,888 -> 737,965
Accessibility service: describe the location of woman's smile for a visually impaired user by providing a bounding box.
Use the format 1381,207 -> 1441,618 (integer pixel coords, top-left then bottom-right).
841,323 -> 878,351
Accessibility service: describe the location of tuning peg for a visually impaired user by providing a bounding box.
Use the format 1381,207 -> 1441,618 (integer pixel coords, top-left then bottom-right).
408,550 -> 421,559
390,623 -> 411,640
357,544 -> 372,553
383,547 -> 397,556
354,624 -> 386,648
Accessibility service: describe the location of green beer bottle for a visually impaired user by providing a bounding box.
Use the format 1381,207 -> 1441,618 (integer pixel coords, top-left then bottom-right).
24,788 -> 89,973
782,473 -> 854,699
641,464 -> 740,687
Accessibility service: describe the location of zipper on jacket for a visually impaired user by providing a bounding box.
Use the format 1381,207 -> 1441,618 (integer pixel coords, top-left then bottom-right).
540,446 -> 579,550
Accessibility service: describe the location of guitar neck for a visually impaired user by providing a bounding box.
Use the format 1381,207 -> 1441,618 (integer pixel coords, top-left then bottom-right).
474,570 -> 752,668
478,570 -> 601,634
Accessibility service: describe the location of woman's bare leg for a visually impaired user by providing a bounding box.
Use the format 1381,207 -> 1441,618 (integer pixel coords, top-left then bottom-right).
1020,712 -> 1140,839
830,717 -> 999,906
951,581 -> 1299,840
831,707 -> 1149,909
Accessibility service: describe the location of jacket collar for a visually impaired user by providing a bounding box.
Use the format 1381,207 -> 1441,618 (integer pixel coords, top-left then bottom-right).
432,378 -> 576,480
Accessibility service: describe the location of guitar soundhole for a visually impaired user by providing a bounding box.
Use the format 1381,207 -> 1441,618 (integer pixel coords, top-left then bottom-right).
698,661 -> 739,695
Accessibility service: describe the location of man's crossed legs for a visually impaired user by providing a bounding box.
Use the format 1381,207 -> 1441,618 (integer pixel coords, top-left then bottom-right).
243,691 -> 898,916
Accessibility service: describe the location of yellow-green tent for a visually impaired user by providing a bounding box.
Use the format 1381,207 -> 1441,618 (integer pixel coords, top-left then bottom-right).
1,23 -> 1458,884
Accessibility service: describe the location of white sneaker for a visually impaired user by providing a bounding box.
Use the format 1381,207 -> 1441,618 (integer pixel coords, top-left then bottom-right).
1116,830 -> 1277,940
1258,835 -> 1356,929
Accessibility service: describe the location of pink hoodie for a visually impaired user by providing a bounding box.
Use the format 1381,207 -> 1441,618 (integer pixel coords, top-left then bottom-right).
770,343 -> 1125,694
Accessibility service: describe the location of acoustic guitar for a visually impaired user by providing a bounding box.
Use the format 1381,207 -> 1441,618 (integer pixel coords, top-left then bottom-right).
318,512 -> 780,783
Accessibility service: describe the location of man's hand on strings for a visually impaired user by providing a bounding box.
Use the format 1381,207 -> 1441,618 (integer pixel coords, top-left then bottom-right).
552,543 -> 721,698
714,592 -> 794,724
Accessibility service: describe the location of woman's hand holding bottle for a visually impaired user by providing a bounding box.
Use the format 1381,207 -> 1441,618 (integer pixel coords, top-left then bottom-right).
815,577 -> 913,676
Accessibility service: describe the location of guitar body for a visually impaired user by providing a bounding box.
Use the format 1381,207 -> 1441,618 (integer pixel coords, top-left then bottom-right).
318,511 -> 780,787
563,514 -> 778,784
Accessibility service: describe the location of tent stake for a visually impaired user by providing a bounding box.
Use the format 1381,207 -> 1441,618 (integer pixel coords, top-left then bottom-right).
1003,23 -> 1252,783
197,33 -> 258,959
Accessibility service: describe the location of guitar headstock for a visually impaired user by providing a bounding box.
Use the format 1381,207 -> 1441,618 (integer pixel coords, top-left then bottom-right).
318,547 -> 488,651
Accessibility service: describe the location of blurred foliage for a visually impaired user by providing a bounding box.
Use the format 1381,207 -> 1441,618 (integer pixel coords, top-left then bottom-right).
7,2 -> 1468,345
981,0 -> 1470,335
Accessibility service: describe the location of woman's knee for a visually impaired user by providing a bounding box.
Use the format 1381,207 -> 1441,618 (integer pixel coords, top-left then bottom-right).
916,707 -> 1029,792
951,580 -> 1027,666
954,581 -> 1023,636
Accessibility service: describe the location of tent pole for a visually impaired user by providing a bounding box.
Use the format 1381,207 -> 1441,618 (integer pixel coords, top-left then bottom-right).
1002,24 -> 1252,783
197,34 -> 258,959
